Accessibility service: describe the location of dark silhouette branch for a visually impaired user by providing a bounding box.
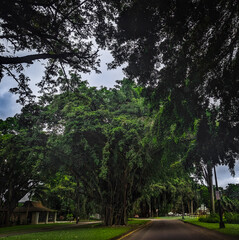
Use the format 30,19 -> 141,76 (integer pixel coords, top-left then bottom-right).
0,52 -> 78,64
0,35 -> 19,39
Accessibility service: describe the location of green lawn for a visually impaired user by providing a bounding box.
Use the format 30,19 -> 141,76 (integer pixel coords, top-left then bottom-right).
0,220 -> 149,240
0,222 -> 74,235
183,218 -> 239,236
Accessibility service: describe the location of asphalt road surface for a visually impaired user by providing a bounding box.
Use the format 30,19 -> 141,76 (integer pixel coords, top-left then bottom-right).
123,220 -> 237,240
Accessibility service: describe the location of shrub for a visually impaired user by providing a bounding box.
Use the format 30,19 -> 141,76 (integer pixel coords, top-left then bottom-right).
199,213 -> 220,223
66,213 -> 74,221
224,212 -> 239,224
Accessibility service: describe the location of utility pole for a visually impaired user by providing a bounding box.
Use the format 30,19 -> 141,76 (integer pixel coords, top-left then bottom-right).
213,166 -> 225,228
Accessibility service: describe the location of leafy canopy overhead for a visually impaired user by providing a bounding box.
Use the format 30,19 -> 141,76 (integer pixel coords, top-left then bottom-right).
0,0 -> 114,102
103,0 -> 239,120
100,0 -> 239,177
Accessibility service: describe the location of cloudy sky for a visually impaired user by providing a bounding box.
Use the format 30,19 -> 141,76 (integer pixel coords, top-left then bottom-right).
0,50 -> 124,119
0,50 -> 238,189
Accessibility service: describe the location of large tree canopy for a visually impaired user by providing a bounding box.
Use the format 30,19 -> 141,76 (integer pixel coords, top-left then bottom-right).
0,0 -> 114,102
1,0 -> 239,227
0,115 -> 47,225
100,0 -> 239,178
23,77 -> 152,225
103,0 -> 239,120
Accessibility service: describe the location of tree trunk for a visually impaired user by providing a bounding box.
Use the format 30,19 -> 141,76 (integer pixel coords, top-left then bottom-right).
75,180 -> 80,224
4,201 -> 17,226
140,200 -> 149,218
181,197 -> 185,220
187,201 -> 190,214
151,197 -> 157,217
5,209 -> 11,226
25,201 -> 30,224
207,166 -> 215,214
162,192 -> 167,215
191,200 -> 194,215
122,182 -> 127,225
5,182 -> 14,226
104,181 -> 128,226
104,204 -> 113,226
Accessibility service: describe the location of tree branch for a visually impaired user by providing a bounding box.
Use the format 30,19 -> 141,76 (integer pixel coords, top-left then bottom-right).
0,52 -> 76,64
0,35 -> 18,39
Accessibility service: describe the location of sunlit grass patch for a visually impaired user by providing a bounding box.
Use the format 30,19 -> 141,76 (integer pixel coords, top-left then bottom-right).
183,218 -> 239,236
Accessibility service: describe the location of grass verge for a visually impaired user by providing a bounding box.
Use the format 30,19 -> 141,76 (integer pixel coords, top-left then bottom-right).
0,220 -> 149,240
0,223 -> 75,235
183,218 -> 239,237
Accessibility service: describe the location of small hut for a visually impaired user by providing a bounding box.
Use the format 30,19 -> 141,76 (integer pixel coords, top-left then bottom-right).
13,201 -> 57,224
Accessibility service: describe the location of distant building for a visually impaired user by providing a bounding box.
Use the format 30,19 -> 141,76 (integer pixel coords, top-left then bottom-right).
13,201 -> 57,224
196,204 -> 210,215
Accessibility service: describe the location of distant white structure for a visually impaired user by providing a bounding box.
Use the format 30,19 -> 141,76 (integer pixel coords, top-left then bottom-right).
196,204 -> 210,215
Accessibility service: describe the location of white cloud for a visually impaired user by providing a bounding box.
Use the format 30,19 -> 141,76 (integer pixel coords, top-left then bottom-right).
82,49 -> 125,88
0,91 -> 21,119
216,160 -> 239,188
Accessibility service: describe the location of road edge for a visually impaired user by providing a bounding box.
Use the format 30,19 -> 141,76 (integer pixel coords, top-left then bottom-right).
111,221 -> 152,240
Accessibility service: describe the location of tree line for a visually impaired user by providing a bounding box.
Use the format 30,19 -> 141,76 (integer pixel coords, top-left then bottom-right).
0,0 -> 238,227
1,76 -> 238,226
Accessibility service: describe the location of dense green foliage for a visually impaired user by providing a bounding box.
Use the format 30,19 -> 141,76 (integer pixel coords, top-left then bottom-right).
0,0 -> 238,230
105,0 -> 239,121
221,196 -> 239,213
102,1 -> 239,214
0,117 -> 47,225
224,184 -> 239,200
224,212 -> 239,224
39,78 -> 152,225
0,77 -> 155,226
1,75 -> 237,227
199,213 -> 220,223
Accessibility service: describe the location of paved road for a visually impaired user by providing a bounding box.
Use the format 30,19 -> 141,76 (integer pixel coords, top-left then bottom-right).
123,220 -> 237,240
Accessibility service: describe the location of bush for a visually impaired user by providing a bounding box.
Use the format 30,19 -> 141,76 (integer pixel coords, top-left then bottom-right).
199,213 -> 220,223
224,212 -> 239,224
66,213 -> 74,221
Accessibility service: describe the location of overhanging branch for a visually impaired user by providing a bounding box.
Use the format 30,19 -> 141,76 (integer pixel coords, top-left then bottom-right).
0,52 -> 76,64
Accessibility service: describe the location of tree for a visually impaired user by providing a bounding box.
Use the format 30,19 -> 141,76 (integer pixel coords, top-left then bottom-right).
99,1 -> 239,173
224,184 -> 239,200
184,107 -> 238,213
0,0 -> 114,102
0,117 -> 46,226
129,92 -> 200,218
100,115 -> 150,225
103,0 -> 239,117
37,171 -> 86,220
112,12 -> 239,212
32,76 -> 152,225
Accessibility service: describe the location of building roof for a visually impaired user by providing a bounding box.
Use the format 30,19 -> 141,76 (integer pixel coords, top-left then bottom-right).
14,201 -> 56,213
